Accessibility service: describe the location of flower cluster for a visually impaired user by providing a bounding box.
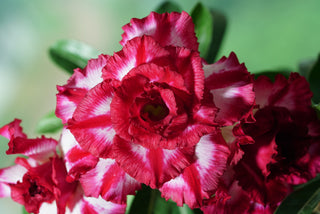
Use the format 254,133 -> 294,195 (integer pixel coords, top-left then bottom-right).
0,11 -> 319,214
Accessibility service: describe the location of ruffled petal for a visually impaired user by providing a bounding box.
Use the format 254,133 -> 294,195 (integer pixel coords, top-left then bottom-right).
113,135 -> 195,189
60,129 -> 99,182
0,119 -> 26,140
204,52 -> 255,126
121,11 -> 198,51
6,136 -> 58,161
160,132 -> 230,208
255,73 -> 313,120
80,158 -> 141,204
0,164 -> 27,184
68,81 -> 115,158
102,36 -> 171,81
77,196 -> 126,214
0,119 -> 58,161
168,46 -> 205,102
56,55 -> 108,123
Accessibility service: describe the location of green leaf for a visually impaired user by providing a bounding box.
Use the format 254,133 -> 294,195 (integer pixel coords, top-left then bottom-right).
253,70 -> 291,81
313,103 -> 320,119
22,206 -> 29,214
308,54 -> 320,103
275,174 -> 320,214
191,3 -> 227,63
36,111 -> 63,134
191,3 -> 213,61
205,9 -> 227,63
298,58 -> 316,78
49,39 -> 100,74
155,1 -> 181,13
127,185 -> 203,214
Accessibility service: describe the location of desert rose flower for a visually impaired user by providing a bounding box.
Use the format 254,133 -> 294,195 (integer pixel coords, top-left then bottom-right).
56,11 -> 255,209
0,119 -> 126,214
201,73 -> 320,213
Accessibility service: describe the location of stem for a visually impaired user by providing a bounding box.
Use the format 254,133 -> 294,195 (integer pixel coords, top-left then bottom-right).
147,188 -> 157,214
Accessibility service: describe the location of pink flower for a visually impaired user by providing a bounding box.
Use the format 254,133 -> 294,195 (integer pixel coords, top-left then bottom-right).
0,119 -> 125,214
203,73 -> 320,213
56,11 -> 255,209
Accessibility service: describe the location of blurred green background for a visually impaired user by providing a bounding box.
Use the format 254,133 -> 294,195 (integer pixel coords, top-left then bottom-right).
0,0 -> 319,212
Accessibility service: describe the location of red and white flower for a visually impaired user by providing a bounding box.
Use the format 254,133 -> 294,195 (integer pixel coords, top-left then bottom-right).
56,11 -> 255,209
203,73 -> 320,213
0,119 -> 125,214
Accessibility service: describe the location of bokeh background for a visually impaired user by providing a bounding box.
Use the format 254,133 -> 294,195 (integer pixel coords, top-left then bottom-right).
0,0 -> 319,212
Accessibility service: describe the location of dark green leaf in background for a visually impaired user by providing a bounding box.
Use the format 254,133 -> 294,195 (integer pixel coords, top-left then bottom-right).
49,39 -> 100,74
253,70 -> 291,81
275,174 -> 320,214
205,9 -> 227,63
191,3 -> 227,63
155,1 -> 181,13
36,111 -> 63,134
191,3 -> 213,61
307,54 -> 320,103
127,185 -> 203,214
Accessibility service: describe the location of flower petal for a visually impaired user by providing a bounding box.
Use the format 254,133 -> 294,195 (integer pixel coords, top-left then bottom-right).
68,81 -> 115,158
79,158 -> 141,204
6,136 -> 58,161
160,132 -> 230,208
102,36 -> 171,81
0,164 -> 27,184
168,46 -> 205,102
204,52 -> 255,126
121,11 -> 198,51
56,55 -> 108,123
255,73 -> 314,120
0,119 -> 26,140
113,135 -> 195,189
78,196 -> 126,214
60,129 -> 99,182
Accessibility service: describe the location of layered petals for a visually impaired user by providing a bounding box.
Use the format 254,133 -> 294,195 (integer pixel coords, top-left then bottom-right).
113,135 -> 195,189
56,55 -> 109,123
60,129 -> 99,182
79,158 -> 141,204
159,132 -> 230,208
120,11 -> 198,51
102,36 -> 171,81
204,52 -> 255,126
68,81 -> 115,158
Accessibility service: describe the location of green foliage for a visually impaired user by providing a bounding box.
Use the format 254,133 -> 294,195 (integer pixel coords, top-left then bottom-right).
36,111 -> 63,134
308,54 -> 320,103
22,207 -> 29,214
275,175 -> 320,214
155,1 -> 181,13
127,185 -> 203,214
191,3 -> 227,63
254,70 -> 291,81
49,39 -> 100,74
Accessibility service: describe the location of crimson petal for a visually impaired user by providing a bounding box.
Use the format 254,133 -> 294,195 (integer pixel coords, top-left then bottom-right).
113,135 -> 195,189
56,55 -> 108,123
160,132 -> 230,209
80,158 -> 141,204
121,11 -> 198,51
68,81 -> 115,158
204,52 -> 255,126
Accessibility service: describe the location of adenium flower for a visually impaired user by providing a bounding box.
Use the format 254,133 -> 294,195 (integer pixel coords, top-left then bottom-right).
201,73 -> 320,213
56,11 -> 255,209
0,119 -> 126,214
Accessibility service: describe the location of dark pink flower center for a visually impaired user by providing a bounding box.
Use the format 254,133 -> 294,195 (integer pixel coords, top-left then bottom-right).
140,102 -> 169,122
